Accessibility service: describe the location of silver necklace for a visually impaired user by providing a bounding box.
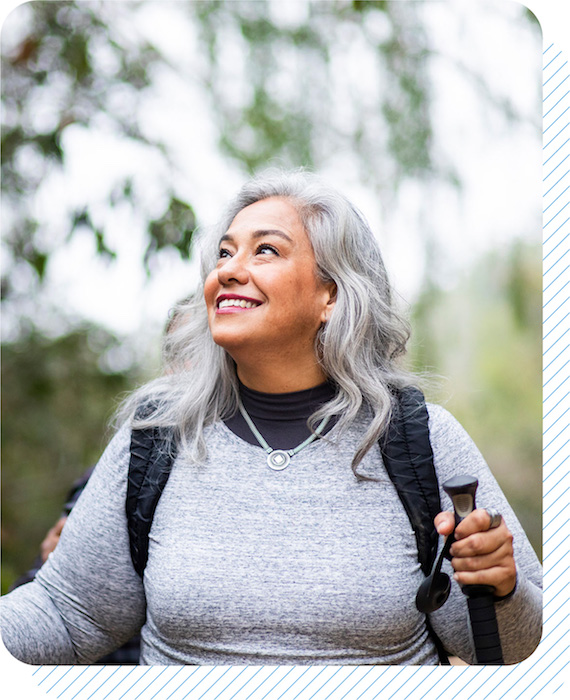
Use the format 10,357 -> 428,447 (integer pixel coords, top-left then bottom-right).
237,400 -> 330,471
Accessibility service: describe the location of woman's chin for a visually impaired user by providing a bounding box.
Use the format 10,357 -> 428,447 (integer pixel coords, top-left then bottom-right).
210,328 -> 257,354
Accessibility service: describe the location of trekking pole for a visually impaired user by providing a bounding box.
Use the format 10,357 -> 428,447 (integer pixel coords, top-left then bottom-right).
443,476 -> 504,664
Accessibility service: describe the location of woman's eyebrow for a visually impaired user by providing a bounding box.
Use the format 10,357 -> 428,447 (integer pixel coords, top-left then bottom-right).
252,229 -> 293,242
219,229 -> 293,245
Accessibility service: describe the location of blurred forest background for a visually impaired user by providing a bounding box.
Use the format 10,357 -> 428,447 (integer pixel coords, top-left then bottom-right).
1,0 -> 542,593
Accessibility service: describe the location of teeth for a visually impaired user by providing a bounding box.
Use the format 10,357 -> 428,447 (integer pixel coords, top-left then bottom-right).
218,298 -> 258,309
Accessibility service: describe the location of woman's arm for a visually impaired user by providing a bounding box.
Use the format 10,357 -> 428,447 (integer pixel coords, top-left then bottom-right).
0,425 -> 146,664
425,404 -> 542,665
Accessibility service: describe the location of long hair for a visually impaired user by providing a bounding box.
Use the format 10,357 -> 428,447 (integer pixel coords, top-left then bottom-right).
118,169 -> 416,474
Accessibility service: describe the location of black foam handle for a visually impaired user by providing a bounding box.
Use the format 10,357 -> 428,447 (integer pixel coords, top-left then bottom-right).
442,476 -> 504,664
466,586 -> 504,664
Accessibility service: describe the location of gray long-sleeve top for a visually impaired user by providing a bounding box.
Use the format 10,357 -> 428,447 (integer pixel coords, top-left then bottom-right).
0,404 -> 542,665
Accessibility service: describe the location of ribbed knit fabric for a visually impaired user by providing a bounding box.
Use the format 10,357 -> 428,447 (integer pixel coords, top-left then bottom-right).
223,380 -> 337,447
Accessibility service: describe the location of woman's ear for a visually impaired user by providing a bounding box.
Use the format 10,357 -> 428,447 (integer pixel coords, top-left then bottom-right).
321,282 -> 337,323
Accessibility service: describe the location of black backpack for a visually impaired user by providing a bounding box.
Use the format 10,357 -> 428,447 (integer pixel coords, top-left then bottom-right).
126,386 -> 449,663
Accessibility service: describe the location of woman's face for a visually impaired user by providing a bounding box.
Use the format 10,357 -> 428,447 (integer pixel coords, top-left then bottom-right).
204,197 -> 335,363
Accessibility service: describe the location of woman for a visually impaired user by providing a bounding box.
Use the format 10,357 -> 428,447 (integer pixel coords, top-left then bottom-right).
1,170 -> 541,665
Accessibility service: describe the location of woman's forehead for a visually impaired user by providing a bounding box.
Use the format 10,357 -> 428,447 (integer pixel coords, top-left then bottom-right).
229,197 -> 301,229
222,197 -> 310,246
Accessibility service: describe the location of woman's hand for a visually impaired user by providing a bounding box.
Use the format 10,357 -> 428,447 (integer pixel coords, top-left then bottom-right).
40,516 -> 67,563
434,509 -> 517,598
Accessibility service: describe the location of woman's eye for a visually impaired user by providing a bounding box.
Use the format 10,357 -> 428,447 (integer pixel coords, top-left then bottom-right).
256,244 -> 279,256
218,248 -> 231,259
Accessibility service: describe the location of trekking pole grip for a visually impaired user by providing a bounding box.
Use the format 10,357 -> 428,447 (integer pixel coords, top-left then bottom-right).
442,476 -> 504,665
465,585 -> 504,664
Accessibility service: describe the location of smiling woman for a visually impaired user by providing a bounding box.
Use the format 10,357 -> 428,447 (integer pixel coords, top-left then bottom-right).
204,197 -> 336,392
0,170 -> 541,666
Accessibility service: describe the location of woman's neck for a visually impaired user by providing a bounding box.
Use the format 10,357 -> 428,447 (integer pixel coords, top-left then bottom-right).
236,360 -> 328,394
223,376 -> 337,449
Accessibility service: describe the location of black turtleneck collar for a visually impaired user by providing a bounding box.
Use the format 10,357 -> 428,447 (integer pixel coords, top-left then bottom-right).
223,380 -> 337,450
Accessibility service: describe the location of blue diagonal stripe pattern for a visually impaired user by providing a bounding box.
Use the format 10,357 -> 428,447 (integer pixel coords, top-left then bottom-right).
540,50 -> 570,700
9,32 -> 565,700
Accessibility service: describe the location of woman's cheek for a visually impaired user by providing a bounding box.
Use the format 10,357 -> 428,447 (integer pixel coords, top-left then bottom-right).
203,273 -> 218,311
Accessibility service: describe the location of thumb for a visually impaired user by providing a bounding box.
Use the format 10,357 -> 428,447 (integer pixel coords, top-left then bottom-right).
434,511 -> 455,536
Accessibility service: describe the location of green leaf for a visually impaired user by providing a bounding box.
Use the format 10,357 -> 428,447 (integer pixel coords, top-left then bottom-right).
27,250 -> 49,281
145,197 -> 197,270
94,229 -> 116,261
35,132 -> 64,162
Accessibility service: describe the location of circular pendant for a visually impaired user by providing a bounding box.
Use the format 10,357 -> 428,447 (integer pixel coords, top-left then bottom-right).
267,450 -> 291,471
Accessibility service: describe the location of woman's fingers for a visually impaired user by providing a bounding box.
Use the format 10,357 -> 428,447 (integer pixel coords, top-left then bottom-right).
451,523 -> 512,557
40,516 -> 67,563
452,565 -> 516,596
451,538 -> 513,572
453,508 -> 502,540
433,508 -> 516,597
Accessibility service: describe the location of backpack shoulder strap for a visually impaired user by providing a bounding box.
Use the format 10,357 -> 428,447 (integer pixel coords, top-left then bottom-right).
127,423 -> 177,577
380,387 -> 450,664
379,386 -> 441,577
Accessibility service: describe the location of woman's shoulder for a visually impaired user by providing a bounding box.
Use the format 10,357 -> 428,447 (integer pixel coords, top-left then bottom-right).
425,402 -> 473,444
424,402 -> 491,481
85,422 -> 133,488
104,421 -> 133,460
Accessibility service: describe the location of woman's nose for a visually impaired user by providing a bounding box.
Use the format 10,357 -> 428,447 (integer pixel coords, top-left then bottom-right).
217,252 -> 249,286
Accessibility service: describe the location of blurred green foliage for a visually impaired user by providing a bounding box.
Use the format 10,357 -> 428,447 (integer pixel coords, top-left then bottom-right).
1,327 -> 141,593
1,0 -> 464,306
1,0 -> 196,301
195,0 -> 436,182
409,242 -> 542,557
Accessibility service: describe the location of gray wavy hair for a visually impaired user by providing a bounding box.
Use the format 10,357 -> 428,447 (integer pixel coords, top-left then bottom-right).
119,169 -> 416,474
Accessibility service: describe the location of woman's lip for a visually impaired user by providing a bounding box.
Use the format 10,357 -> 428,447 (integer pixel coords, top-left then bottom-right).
216,305 -> 260,314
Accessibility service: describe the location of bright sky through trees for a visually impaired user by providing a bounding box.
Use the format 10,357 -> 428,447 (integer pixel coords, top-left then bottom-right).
1,1 -> 541,346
